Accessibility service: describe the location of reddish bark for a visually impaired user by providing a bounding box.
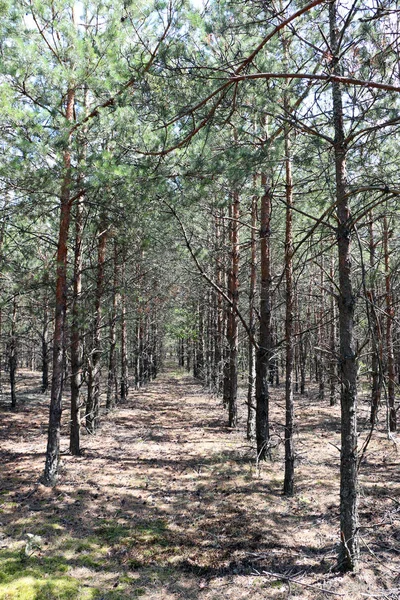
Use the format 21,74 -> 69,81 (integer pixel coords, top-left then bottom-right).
43,88 -> 75,485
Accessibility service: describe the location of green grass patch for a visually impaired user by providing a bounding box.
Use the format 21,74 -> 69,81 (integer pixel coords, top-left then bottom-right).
0,549 -> 94,600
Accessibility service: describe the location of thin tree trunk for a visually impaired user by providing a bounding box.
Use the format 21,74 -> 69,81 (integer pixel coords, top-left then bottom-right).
107,239 -> 119,410
383,213 -> 396,432
330,0 -> 359,571
228,191 -> 239,427
256,174 -> 272,460
329,257 -> 337,407
70,184 -> 84,454
9,295 -> 17,409
70,87 -> 88,455
216,211 -> 223,393
318,266 -> 325,400
41,291 -> 50,394
120,260 -> 128,402
196,301 -> 204,380
43,87 -> 75,485
368,216 -> 381,423
86,220 -> 107,433
0,205 -> 7,395
283,76 -> 295,495
247,190 -> 257,441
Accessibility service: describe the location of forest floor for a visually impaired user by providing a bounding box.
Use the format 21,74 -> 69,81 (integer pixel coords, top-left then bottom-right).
0,367 -> 399,600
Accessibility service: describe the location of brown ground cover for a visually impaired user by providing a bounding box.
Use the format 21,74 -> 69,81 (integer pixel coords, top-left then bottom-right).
0,367 -> 399,599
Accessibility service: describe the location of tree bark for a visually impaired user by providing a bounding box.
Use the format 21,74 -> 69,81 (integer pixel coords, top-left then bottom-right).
106,239 -> 119,410
368,216 -> 381,424
329,257 -> 337,407
120,260 -> 129,402
70,181 -> 84,454
86,219 -> 107,433
256,174 -> 272,460
9,295 -> 17,409
318,266 -> 325,400
383,213 -> 396,432
283,77 -> 295,495
330,0 -> 359,571
41,295 -> 49,394
247,190 -> 257,441
43,87 -> 75,485
228,191 -> 239,427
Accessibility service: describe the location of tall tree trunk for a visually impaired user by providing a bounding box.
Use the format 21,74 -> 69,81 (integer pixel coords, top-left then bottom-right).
368,216 -> 381,423
41,288 -> 50,394
0,204 -> 7,395
70,183 -> 84,454
318,266 -> 325,400
216,212 -> 224,393
283,83 -> 295,496
107,239 -> 119,410
43,87 -> 75,485
383,213 -> 396,432
195,300 -> 204,380
86,220 -> 107,433
9,295 -> 17,409
256,174 -> 272,460
70,88 -> 88,455
329,257 -> 337,407
120,260 -> 129,402
227,191 -> 239,427
330,0 -> 359,571
247,190 -> 257,441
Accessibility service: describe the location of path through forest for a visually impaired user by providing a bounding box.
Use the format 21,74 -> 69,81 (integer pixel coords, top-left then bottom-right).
0,368 -> 399,599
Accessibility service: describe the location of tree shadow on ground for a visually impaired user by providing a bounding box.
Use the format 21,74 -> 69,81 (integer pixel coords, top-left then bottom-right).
0,369 -> 399,599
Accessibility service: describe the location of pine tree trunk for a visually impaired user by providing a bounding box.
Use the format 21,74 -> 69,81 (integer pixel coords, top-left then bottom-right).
247,191 -> 257,441
70,189 -> 83,454
43,87 -> 75,485
330,0 -> 359,571
283,84 -> 295,496
215,212 -> 223,393
256,174 -> 272,460
9,296 -> 17,409
228,191 -> 239,428
120,261 -> 129,402
86,220 -> 107,433
196,301 -> 204,380
368,217 -> 381,423
318,266 -> 325,400
383,213 -> 396,432
41,290 -> 50,394
329,257 -> 337,407
107,240 -> 119,410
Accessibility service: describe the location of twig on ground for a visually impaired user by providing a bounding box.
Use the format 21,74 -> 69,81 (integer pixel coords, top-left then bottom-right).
359,535 -> 400,575
251,569 -> 346,596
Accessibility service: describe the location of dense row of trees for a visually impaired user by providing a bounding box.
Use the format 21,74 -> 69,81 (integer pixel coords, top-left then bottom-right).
1,0 -> 400,573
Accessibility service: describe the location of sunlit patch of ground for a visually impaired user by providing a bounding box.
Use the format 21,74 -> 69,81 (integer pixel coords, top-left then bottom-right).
0,367 -> 399,599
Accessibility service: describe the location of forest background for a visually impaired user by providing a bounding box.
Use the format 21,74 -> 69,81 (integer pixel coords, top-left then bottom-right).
1,0 -> 400,597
